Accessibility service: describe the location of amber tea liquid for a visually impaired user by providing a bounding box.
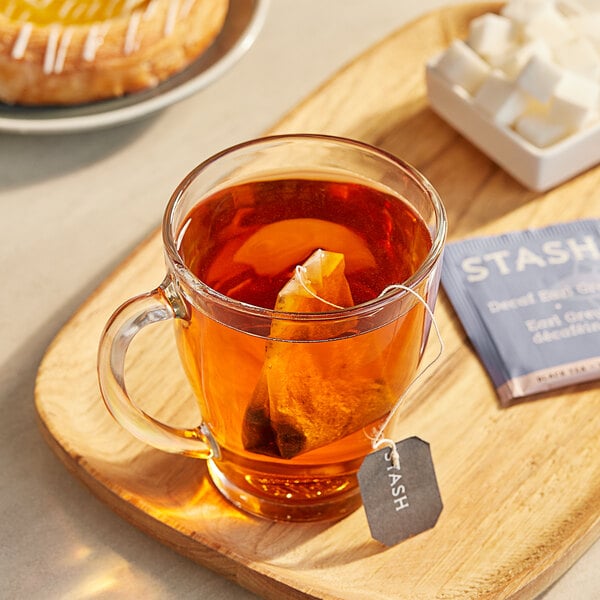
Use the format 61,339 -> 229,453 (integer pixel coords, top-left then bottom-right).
175,177 -> 432,521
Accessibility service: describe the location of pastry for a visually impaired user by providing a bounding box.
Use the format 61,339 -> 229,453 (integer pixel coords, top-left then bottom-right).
0,0 -> 229,106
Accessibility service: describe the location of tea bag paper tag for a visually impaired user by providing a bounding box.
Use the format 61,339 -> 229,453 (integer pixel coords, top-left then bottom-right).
357,437 -> 443,546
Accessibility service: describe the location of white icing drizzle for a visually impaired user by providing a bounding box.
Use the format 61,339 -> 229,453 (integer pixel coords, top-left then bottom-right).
124,9 -> 141,55
43,24 -> 60,74
5,0 -> 16,19
58,0 -> 75,19
12,23 -> 33,59
8,0 -> 190,73
83,22 -> 108,62
71,3 -> 87,20
124,0 -> 141,10
106,0 -> 120,16
83,24 -> 100,61
164,0 -> 180,36
85,1 -> 101,18
53,25 -> 72,73
180,0 -> 195,19
25,0 -> 54,7
142,0 -> 159,20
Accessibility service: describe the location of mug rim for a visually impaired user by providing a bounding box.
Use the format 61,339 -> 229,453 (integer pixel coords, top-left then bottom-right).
163,133 -> 447,321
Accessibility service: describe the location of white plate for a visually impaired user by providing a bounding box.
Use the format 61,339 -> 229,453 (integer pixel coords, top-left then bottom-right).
426,55 -> 600,192
0,0 -> 269,135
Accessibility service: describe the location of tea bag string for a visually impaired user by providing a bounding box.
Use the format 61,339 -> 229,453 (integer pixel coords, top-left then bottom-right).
370,284 -> 444,469
295,265 -> 346,309
295,267 -> 444,469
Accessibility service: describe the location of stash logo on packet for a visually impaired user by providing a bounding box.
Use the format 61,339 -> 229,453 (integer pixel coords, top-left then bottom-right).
441,219 -> 600,405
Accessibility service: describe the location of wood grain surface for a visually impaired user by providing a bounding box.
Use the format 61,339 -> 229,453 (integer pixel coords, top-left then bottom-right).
35,3 -> 600,599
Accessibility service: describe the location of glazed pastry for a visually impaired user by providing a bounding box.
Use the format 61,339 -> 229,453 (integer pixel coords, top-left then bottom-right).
0,0 -> 229,105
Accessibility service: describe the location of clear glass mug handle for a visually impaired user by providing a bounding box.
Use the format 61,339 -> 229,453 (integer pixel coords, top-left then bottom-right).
97,279 -> 214,459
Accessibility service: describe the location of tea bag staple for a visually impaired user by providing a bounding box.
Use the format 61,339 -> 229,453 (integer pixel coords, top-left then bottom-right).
242,249 -> 394,459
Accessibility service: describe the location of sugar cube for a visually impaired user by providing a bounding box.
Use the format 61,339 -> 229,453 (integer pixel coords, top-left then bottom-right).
468,13 -> 517,58
515,113 -> 569,146
485,43 -> 520,69
474,71 -> 528,125
501,0 -> 554,27
498,39 -> 553,79
554,36 -> 600,79
559,0 -> 600,14
435,40 -> 491,95
523,5 -> 577,47
517,54 -> 565,102
549,71 -> 600,129
568,13 -> 600,54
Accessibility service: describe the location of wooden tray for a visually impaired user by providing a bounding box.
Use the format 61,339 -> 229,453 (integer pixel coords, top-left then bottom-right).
35,4 -> 600,599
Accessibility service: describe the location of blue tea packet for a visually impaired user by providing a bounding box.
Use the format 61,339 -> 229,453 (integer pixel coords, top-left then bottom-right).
441,219 -> 600,405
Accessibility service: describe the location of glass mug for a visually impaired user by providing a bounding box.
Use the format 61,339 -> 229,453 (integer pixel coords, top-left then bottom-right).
97,134 -> 447,522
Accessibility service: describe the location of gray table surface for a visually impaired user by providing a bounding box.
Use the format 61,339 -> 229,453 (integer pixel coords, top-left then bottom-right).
1,1 -> 598,598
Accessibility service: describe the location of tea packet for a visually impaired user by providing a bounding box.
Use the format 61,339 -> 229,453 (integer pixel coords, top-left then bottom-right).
441,219 -> 600,405
242,249 -> 393,459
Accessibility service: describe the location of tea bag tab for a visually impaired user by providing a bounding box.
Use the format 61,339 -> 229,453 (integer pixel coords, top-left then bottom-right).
358,437 -> 443,546
243,249 -> 393,459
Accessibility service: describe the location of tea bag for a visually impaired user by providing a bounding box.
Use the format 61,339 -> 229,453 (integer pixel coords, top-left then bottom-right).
243,249 -> 393,459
